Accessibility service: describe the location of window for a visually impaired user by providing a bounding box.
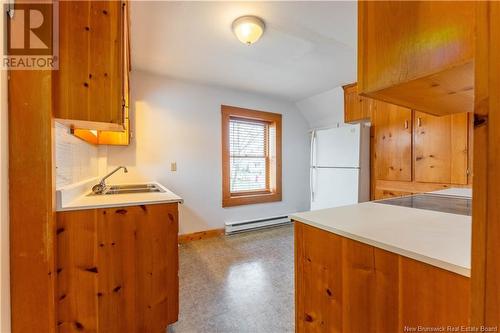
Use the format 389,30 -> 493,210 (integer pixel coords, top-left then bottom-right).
222,105 -> 282,207
229,118 -> 268,192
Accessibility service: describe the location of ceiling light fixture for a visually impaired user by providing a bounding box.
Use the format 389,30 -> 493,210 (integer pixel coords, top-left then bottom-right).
232,16 -> 265,45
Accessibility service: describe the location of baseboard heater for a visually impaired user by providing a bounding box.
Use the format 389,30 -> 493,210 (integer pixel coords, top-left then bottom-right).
225,215 -> 291,235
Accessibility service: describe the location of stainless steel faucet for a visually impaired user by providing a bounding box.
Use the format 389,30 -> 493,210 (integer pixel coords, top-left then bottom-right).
92,166 -> 128,194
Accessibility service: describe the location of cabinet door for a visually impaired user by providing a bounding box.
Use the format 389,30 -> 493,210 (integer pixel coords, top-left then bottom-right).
373,101 -> 412,181
135,203 -> 179,330
70,1 -> 131,145
414,112 -> 469,184
56,203 -> 179,332
344,85 -> 362,123
344,84 -> 371,123
96,206 -> 138,332
55,1 -> 125,130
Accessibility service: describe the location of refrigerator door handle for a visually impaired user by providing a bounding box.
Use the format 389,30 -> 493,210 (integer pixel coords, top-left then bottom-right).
310,167 -> 316,202
310,130 -> 317,202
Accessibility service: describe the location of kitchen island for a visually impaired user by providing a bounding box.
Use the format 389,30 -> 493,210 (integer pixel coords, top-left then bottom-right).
291,192 -> 471,332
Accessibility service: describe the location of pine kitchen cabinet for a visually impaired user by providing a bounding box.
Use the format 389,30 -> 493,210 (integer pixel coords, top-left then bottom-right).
370,101 -> 472,199
54,0 -> 130,132
343,82 -> 472,199
343,83 -> 373,123
358,1 -> 475,116
373,100 -> 412,182
414,112 -> 470,185
56,203 -> 179,332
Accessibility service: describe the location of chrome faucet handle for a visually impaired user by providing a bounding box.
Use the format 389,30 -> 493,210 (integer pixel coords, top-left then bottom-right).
92,183 -> 106,195
92,166 -> 128,194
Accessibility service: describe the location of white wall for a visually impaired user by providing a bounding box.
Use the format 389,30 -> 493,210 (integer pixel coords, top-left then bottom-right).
295,86 -> 345,129
106,71 -> 310,234
0,5 -> 10,332
54,123 -> 101,189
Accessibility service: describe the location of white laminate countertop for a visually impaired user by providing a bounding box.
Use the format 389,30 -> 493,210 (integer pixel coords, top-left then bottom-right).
290,201 -> 471,277
430,187 -> 472,198
56,178 -> 183,212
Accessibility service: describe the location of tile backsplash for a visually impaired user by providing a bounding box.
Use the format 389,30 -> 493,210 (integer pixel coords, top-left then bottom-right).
55,122 -> 100,189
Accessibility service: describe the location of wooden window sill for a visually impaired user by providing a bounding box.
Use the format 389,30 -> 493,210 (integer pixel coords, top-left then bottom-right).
222,192 -> 282,207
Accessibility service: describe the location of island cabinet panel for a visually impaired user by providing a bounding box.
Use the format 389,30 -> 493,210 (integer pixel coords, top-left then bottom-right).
358,1 -> 475,116
400,257 -> 471,328
295,222 -> 470,332
341,240 -> 399,333
56,203 -> 179,333
55,0 -> 127,131
373,100 -> 413,182
414,112 -> 469,185
295,222 -> 343,333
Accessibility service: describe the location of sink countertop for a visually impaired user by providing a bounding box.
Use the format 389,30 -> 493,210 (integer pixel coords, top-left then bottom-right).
56,178 -> 183,212
290,199 -> 471,277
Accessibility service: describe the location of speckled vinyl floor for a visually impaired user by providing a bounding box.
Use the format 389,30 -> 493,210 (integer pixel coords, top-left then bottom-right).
170,225 -> 294,333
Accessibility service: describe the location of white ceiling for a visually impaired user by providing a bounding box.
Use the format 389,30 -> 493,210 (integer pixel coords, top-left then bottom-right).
130,1 -> 357,102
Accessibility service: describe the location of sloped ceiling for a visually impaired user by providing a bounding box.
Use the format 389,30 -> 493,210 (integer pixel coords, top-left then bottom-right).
130,1 -> 357,102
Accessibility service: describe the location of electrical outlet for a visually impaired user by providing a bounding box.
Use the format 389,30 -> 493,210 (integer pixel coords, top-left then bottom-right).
171,162 -> 177,172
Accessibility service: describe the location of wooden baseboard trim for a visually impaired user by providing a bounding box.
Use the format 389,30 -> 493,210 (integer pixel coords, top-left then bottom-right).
178,228 -> 225,244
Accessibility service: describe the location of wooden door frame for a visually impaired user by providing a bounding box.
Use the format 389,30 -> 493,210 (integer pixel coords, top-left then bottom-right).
471,1 -> 500,326
8,2 -> 56,329
8,70 -> 56,333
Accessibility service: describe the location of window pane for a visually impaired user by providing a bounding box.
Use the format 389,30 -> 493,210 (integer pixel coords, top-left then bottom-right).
230,157 -> 267,192
229,119 -> 266,157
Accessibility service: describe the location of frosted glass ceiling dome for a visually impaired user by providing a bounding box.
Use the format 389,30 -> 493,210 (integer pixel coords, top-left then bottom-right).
232,16 -> 265,45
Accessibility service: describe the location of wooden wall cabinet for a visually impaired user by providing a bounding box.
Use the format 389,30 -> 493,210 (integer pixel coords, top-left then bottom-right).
343,83 -> 373,123
295,222 -> 470,332
56,203 -> 179,332
373,100 -> 413,182
54,1 -> 130,133
358,1 -> 475,116
343,83 -> 472,200
370,97 -> 471,200
414,112 -> 469,185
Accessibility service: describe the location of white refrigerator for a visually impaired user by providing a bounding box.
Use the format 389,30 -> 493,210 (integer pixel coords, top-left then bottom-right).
310,123 -> 370,210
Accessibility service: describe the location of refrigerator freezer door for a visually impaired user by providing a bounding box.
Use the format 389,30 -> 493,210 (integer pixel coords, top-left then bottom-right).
313,124 -> 361,168
311,168 -> 360,210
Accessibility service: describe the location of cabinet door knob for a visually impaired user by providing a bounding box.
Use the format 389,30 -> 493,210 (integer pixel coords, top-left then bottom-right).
404,120 -> 409,129
417,117 -> 422,127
